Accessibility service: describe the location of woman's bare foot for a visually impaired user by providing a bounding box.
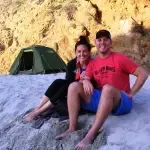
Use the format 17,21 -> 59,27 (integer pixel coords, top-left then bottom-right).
75,136 -> 94,150
55,130 -> 74,140
24,111 -> 39,121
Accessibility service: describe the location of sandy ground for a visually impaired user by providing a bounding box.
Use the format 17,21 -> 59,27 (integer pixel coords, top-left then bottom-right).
0,73 -> 150,150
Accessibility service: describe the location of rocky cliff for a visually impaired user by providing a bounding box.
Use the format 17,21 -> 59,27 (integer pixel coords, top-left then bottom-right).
0,0 -> 150,74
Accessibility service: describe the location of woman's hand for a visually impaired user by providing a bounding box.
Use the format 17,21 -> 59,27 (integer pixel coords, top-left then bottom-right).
80,71 -> 90,80
82,80 -> 94,95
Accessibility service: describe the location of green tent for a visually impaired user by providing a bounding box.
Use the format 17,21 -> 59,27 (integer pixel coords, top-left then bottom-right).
9,45 -> 66,75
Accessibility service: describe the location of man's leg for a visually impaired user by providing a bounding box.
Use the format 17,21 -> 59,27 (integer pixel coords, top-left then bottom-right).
75,84 -> 121,150
55,82 -> 90,140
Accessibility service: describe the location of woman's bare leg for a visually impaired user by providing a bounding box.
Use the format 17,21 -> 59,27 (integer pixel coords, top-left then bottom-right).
36,95 -> 50,109
25,100 -> 54,121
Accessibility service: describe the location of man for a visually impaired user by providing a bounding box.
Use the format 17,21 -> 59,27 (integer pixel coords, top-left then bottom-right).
55,30 -> 148,150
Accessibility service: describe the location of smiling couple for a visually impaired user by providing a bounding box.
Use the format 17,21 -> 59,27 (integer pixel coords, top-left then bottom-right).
26,30 -> 148,150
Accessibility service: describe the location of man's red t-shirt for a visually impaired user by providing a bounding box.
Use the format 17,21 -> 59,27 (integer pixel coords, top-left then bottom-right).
86,52 -> 138,93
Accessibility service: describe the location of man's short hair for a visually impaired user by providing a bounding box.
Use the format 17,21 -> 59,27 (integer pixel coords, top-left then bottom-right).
96,29 -> 111,39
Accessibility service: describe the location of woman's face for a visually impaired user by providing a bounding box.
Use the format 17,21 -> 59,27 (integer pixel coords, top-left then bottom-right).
75,45 -> 90,63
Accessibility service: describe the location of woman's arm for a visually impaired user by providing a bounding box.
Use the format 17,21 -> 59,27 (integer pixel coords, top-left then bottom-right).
65,58 -> 76,83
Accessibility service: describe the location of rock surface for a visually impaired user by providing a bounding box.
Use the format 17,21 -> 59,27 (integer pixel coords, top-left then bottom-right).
0,73 -> 150,150
0,73 -> 106,150
0,0 -> 150,73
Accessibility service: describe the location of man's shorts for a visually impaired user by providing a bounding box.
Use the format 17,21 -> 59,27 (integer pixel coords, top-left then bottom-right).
81,89 -> 132,115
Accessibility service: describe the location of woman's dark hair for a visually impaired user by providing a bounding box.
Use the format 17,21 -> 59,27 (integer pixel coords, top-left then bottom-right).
75,36 -> 91,51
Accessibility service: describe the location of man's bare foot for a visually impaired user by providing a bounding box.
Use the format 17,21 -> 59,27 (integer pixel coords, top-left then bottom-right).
55,130 -> 74,140
24,111 -> 39,122
75,136 -> 94,150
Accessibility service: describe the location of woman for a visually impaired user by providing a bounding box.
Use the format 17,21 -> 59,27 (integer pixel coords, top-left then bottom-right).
25,36 -> 92,121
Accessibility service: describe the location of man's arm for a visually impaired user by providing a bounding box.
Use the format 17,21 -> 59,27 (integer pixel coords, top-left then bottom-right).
79,60 -> 94,95
78,72 -> 94,95
82,79 -> 94,95
129,66 -> 148,97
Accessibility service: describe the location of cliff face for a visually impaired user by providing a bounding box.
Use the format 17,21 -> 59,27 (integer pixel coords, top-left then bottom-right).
0,0 -> 150,74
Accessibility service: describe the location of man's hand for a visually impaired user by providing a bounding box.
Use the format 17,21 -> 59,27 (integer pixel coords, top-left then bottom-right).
131,67 -> 148,95
82,80 -> 94,95
125,92 -> 133,99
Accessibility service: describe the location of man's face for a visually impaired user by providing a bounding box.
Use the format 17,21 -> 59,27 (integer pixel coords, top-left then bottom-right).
95,36 -> 112,54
